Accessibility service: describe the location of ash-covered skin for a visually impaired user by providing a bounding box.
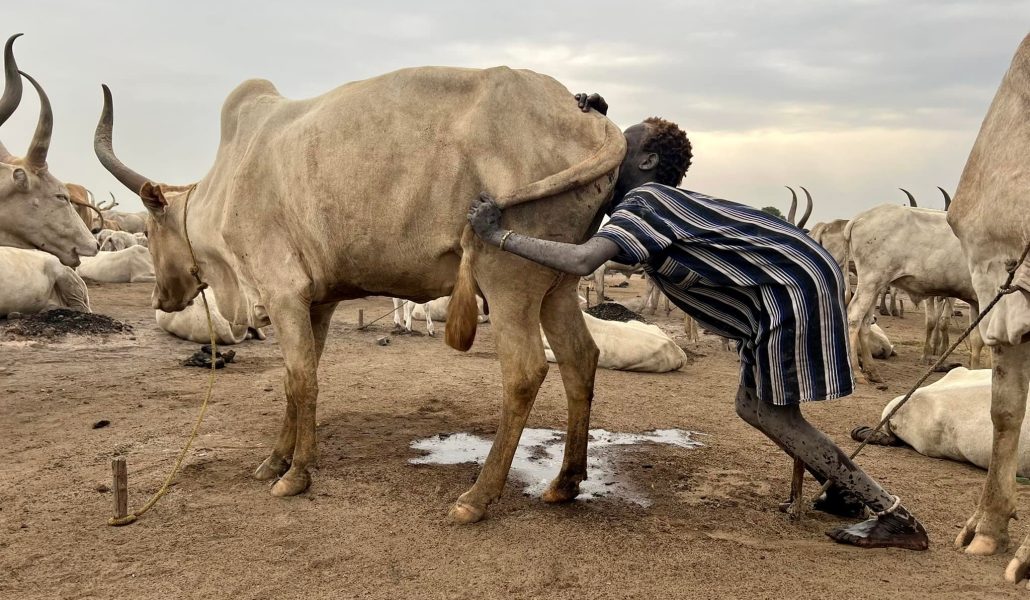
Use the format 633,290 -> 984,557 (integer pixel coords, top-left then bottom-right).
466,92 -> 929,550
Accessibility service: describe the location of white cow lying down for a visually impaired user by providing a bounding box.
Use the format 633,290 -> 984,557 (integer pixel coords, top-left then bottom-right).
156,289 -> 267,345
542,312 -> 687,373
77,246 -> 155,283
868,323 -> 896,360
0,248 -> 91,317
392,296 -> 489,336
874,368 -> 1030,476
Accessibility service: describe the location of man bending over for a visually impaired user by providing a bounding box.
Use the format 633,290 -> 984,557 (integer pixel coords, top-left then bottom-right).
465,93 -> 928,550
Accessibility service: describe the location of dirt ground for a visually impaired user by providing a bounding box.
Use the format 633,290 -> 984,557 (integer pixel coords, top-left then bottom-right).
2,278 -> 1028,599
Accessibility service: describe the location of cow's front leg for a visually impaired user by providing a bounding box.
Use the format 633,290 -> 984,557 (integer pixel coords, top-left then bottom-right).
260,297 -> 320,497
539,282 -> 598,504
847,284 -> 880,384
448,293 -> 548,524
956,343 -> 1030,556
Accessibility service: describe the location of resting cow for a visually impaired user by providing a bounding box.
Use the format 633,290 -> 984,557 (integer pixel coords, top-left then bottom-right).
98,229 -> 139,251
859,368 -> 1027,475
0,247 -> 90,316
0,34 -> 97,267
95,66 -> 625,524
541,312 -> 686,372
77,245 -> 155,283
157,288 -> 267,345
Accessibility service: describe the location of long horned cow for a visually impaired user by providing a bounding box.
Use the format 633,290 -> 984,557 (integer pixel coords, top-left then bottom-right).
948,33 -> 1030,585
0,34 -> 96,266
95,66 -> 625,523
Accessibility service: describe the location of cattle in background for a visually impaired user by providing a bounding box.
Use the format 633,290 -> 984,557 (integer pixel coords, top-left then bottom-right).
843,204 -> 984,383
157,287 -> 267,345
77,245 -> 155,283
542,311 -> 686,372
0,247 -> 89,316
95,66 -> 626,522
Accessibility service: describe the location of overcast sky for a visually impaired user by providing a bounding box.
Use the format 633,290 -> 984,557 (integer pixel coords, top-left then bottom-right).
3,1 -> 1028,222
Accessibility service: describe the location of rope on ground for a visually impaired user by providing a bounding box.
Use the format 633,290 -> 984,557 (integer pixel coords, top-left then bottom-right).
109,184 -> 216,526
813,239 -> 1030,502
357,300 -> 408,330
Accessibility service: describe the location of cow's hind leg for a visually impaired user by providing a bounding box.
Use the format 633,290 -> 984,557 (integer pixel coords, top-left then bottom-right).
956,342 -> 1030,557
539,280 -> 599,504
847,283 -> 882,383
449,283 -> 548,524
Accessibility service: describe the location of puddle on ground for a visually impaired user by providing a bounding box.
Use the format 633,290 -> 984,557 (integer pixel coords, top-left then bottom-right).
410,428 -> 703,507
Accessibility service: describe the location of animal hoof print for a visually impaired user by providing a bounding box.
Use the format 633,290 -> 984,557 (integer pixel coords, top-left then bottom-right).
447,501 -> 485,524
270,470 -> 311,497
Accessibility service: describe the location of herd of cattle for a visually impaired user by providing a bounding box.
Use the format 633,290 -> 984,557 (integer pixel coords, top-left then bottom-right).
3,29 -> 1030,584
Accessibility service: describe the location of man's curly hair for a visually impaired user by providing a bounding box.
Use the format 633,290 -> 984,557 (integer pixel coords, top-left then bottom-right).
642,117 -> 692,186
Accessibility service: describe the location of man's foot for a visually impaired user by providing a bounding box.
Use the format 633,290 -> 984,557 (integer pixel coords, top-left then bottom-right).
850,425 -> 903,447
826,508 -> 929,550
778,485 -> 866,519
813,486 -> 867,519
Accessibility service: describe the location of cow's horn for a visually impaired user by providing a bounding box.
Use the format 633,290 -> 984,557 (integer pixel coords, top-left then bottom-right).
785,186 -> 798,224
938,186 -> 952,211
19,70 -> 52,170
900,188 -> 917,207
797,186 -> 814,229
95,84 -> 151,195
0,34 -> 24,162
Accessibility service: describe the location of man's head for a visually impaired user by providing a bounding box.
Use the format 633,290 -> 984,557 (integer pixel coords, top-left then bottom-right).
612,117 -> 692,206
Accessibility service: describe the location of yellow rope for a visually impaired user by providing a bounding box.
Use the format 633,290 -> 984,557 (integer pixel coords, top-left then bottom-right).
109,184 -> 216,526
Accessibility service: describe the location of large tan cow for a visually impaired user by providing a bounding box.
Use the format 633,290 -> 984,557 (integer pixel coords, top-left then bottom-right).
947,33 -> 1030,584
95,66 -> 625,523
0,247 -> 90,316
0,34 -> 96,266
66,183 -> 105,233
843,204 -> 984,383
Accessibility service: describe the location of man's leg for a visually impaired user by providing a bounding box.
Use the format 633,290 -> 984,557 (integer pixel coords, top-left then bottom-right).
734,387 -> 928,550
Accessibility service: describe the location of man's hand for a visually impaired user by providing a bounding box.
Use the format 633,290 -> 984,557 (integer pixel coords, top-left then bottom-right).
575,93 -> 608,116
467,192 -> 504,245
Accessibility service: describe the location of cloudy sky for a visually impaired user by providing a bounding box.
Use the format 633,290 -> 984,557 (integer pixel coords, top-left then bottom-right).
3,1 -> 1028,222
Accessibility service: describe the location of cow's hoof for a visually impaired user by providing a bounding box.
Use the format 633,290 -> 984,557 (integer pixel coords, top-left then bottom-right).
865,372 -> 884,384
542,480 -> 581,504
270,468 -> 310,497
253,455 -> 290,481
855,373 -> 869,385
966,532 -> 1003,556
1006,550 -> 1030,585
447,501 -> 485,524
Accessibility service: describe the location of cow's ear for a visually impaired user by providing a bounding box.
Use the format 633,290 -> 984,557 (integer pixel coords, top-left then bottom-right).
11,167 -> 29,192
139,181 -> 167,216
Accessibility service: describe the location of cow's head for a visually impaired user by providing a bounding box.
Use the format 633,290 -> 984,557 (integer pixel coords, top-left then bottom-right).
94,84 -> 202,312
0,35 -> 97,267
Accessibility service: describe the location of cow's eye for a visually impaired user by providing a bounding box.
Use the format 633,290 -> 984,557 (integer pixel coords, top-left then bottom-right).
55,193 -> 69,202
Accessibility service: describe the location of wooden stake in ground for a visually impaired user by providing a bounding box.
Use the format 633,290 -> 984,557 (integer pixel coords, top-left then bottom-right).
585,288 -> 591,308
786,457 -> 806,521
112,457 -> 128,520
358,308 -> 364,329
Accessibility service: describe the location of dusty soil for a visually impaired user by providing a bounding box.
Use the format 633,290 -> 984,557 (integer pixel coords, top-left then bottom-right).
1,279 -> 1027,599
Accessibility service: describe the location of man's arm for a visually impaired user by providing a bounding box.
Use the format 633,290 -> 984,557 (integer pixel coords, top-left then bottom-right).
467,193 -> 619,276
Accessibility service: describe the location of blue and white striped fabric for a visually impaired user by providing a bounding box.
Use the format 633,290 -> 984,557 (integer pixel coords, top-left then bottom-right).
594,183 -> 854,405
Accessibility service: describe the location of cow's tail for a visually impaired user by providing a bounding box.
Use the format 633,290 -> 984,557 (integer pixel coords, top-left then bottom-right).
55,268 -> 92,313
446,116 -> 626,352
446,226 -> 481,351
842,218 -> 856,305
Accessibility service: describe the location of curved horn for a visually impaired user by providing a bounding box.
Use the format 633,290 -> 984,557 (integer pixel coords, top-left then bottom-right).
797,186 -> 814,229
0,34 -> 23,127
94,84 -> 151,195
785,186 -> 798,224
67,188 -> 107,232
900,188 -> 917,207
938,186 -> 952,211
0,33 -> 24,162
19,70 -> 52,170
